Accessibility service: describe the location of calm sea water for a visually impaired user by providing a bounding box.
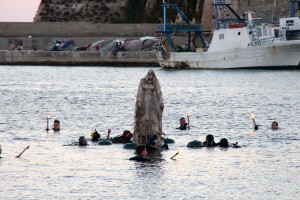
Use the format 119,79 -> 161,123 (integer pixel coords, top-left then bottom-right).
0,66 -> 299,199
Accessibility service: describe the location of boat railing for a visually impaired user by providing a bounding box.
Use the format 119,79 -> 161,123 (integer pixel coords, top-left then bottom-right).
157,24 -> 204,33
260,37 -> 276,44
218,19 -> 245,29
252,19 -> 271,26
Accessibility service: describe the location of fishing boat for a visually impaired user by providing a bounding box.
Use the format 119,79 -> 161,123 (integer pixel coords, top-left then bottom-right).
156,0 -> 300,69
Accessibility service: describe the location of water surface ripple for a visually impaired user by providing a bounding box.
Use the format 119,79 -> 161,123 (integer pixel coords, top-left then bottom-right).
0,66 -> 299,199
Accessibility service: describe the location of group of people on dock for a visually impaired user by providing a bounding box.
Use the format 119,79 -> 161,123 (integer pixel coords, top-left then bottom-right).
7,40 -> 23,51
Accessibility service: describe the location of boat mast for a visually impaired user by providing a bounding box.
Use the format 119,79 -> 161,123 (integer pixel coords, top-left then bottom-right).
213,0 -> 246,30
157,3 -> 208,52
290,0 -> 300,17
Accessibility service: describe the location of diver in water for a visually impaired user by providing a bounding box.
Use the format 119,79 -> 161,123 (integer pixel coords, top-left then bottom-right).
64,136 -> 88,146
271,121 -> 279,130
129,145 -> 151,162
111,130 -> 133,144
52,119 -> 60,132
203,134 -> 218,147
78,136 -> 88,146
177,117 -> 188,130
91,129 -> 101,141
218,138 -> 241,148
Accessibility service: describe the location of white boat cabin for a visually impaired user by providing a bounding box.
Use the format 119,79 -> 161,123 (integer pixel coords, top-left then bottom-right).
254,24 -> 286,45
280,17 -> 300,30
207,27 -> 251,52
207,25 -> 286,52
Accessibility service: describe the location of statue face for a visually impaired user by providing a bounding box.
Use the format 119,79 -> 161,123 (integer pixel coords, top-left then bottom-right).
147,70 -> 155,80
149,74 -> 154,80
148,72 -> 154,80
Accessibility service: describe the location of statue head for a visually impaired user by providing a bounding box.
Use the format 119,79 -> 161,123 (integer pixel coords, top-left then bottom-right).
145,69 -> 156,81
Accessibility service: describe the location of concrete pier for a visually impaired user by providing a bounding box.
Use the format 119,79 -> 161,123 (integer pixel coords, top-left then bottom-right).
0,22 -> 190,66
0,22 -> 160,66
0,50 -> 159,66
0,22 -> 159,50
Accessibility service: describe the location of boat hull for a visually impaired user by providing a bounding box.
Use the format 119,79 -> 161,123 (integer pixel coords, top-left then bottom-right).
157,41 -> 300,69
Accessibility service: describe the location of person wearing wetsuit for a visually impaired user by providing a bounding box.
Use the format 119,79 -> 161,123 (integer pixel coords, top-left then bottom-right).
271,121 -> 279,130
203,134 -> 218,147
218,138 -> 241,148
177,117 -> 188,130
112,130 -> 133,144
91,129 -> 101,141
129,145 -> 151,161
52,119 -> 60,131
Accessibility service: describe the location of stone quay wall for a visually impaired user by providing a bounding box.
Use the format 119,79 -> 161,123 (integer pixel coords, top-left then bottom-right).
0,22 -> 160,66
0,22 -> 159,50
0,50 -> 159,66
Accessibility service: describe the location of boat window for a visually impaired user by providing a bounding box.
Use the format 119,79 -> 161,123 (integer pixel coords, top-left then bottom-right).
263,27 -> 267,36
286,20 -> 294,26
274,29 -> 279,38
219,34 -> 224,40
268,29 -> 272,36
238,32 -> 240,35
256,28 -> 262,36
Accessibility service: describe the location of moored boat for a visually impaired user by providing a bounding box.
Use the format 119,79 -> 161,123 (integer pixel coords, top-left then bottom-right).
156,0 -> 300,69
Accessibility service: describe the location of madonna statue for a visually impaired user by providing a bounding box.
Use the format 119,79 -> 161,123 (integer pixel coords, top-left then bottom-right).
133,69 -> 164,145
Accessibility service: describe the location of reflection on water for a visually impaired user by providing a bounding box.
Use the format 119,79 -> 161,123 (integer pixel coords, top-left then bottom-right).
0,66 -> 300,199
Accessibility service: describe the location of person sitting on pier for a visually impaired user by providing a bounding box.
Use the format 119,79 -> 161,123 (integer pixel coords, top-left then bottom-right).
129,145 -> 151,162
52,119 -> 60,131
203,134 -> 218,147
111,41 -> 119,58
118,42 -> 124,51
271,121 -> 279,130
177,117 -> 188,130
17,41 -> 23,50
8,40 -> 15,50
